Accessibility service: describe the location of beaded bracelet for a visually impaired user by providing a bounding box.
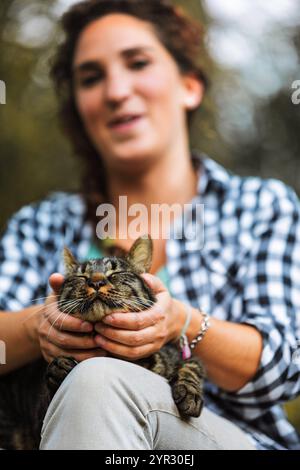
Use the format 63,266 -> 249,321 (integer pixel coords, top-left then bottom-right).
177,304 -> 193,360
177,305 -> 210,360
189,311 -> 210,351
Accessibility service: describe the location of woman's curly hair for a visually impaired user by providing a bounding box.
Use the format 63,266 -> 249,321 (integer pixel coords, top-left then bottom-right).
50,0 -> 207,223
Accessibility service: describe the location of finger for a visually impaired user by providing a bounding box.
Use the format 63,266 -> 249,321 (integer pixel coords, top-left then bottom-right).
42,344 -> 107,363
49,273 -> 65,295
44,303 -> 93,333
92,335 -> 153,360
94,324 -> 157,347
141,273 -> 167,293
98,305 -> 164,330
45,328 -> 99,350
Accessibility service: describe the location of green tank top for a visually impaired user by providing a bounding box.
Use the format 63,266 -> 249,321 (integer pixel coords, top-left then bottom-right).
86,244 -> 170,292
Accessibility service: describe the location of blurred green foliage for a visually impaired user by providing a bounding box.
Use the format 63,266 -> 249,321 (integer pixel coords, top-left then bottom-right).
0,0 -> 299,432
1,0 -> 300,229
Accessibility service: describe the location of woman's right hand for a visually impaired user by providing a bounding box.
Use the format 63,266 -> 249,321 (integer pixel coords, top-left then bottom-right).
38,273 -> 107,363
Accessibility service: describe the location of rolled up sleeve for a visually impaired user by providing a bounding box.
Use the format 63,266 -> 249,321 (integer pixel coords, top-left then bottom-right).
0,204 -> 52,311
220,183 -> 300,412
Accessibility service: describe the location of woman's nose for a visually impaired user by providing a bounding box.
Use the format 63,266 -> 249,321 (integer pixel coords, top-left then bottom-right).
104,71 -> 132,103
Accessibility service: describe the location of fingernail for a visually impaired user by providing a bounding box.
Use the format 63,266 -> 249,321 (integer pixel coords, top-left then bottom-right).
81,322 -> 93,331
103,315 -> 113,324
95,335 -> 104,345
141,274 -> 153,287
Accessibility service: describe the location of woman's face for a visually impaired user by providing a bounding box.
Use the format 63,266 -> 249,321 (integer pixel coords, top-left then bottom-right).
73,13 -> 202,169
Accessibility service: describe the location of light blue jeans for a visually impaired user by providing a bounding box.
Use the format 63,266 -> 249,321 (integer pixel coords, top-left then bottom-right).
40,357 -> 255,450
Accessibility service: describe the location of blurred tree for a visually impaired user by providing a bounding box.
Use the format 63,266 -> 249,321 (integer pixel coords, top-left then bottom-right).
0,0 -> 80,230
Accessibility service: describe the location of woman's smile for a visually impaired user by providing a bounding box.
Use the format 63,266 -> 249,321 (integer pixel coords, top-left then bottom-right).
108,114 -> 146,135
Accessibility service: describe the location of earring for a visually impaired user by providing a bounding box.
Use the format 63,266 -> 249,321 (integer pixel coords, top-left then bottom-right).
185,96 -> 197,109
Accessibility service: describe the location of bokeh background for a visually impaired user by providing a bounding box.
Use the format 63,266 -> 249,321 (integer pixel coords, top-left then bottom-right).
0,0 -> 299,430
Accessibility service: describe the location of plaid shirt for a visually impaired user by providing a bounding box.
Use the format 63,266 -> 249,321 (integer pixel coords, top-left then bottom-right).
0,154 -> 300,450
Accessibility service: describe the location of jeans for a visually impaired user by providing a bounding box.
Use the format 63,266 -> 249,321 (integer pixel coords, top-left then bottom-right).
40,357 -> 255,450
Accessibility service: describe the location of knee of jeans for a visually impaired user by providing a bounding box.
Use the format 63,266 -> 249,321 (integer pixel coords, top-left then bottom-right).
63,357 -> 134,400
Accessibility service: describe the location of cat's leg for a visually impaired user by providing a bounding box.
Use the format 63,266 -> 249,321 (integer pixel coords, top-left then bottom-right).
46,356 -> 78,396
137,344 -> 179,381
137,345 -> 205,418
170,358 -> 205,418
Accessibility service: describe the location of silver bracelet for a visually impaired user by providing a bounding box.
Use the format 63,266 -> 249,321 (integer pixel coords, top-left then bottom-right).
189,311 -> 211,350
176,305 -> 210,360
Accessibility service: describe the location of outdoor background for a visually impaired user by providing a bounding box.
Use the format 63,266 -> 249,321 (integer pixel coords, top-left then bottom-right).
0,0 -> 299,430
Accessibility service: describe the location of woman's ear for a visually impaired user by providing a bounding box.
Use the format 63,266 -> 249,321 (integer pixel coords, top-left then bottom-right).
182,74 -> 204,110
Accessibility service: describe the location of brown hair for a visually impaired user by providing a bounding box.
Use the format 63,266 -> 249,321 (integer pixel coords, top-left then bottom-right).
50,0 -> 207,222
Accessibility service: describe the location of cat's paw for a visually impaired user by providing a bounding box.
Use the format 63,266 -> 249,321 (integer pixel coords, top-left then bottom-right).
46,356 -> 78,395
172,381 -> 204,418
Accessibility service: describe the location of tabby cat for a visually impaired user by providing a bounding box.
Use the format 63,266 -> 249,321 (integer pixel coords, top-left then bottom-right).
0,235 -> 205,450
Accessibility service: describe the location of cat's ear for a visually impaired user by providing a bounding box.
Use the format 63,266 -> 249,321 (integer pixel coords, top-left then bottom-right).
63,247 -> 79,275
126,234 -> 153,274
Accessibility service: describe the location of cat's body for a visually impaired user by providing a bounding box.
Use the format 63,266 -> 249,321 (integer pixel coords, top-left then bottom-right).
0,236 -> 205,450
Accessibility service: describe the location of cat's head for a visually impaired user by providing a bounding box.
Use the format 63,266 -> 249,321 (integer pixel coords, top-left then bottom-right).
58,235 -> 155,322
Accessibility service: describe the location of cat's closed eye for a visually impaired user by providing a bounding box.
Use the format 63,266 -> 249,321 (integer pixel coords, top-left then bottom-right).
107,271 -> 127,279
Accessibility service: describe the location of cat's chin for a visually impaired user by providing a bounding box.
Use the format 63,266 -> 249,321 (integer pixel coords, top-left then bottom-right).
70,300 -> 107,322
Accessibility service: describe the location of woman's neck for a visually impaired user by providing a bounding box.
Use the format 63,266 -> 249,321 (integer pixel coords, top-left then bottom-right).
98,147 -> 199,263
105,148 -> 199,210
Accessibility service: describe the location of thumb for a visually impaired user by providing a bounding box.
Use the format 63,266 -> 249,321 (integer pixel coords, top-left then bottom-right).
141,273 -> 167,294
49,273 -> 65,295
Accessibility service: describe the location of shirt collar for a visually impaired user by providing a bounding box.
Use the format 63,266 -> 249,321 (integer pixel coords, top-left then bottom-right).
191,151 -> 232,197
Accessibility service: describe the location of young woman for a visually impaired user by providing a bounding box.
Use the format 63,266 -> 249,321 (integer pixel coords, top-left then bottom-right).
0,0 -> 299,450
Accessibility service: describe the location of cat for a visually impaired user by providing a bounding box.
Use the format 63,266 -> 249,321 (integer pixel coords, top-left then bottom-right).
0,235 -> 205,450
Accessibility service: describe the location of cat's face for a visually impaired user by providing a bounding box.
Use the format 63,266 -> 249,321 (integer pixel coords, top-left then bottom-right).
58,235 -> 155,322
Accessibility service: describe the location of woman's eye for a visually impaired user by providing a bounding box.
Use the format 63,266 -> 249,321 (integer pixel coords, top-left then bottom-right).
130,60 -> 150,70
79,75 -> 102,87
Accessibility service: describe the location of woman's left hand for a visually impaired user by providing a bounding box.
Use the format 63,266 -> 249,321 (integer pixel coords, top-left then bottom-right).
94,273 -> 180,360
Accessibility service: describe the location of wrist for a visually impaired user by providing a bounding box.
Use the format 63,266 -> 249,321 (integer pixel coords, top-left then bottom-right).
171,299 -> 187,342
22,305 -> 42,346
171,300 -> 211,355
186,308 -> 205,345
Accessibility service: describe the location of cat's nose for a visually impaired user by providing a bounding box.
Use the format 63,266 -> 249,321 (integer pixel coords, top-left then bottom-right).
94,280 -> 107,290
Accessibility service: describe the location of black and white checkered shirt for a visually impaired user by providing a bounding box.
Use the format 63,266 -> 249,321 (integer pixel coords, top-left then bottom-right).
1,154 -> 300,449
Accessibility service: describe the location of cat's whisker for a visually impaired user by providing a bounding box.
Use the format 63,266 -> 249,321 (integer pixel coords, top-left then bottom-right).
107,298 -> 146,313
38,299 -> 83,330
60,299 -> 83,315
59,312 -> 71,331
39,304 -> 64,330
57,298 -> 85,312
46,310 -> 69,340
107,289 -> 156,306
108,289 -> 156,305
20,301 -> 62,325
58,299 -> 87,328
19,295 -> 54,306
106,294 -> 155,311
37,299 -> 80,325
21,297 -> 86,326
45,299 -> 83,335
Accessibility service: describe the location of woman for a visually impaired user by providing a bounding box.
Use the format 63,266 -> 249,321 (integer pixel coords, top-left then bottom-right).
0,0 -> 300,450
